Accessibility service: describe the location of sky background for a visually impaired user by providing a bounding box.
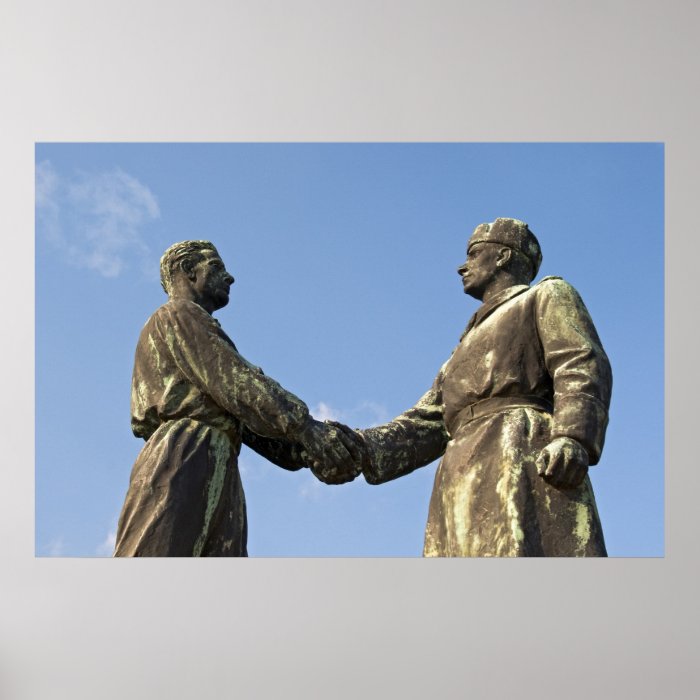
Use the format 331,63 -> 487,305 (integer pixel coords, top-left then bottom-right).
35,143 -> 664,557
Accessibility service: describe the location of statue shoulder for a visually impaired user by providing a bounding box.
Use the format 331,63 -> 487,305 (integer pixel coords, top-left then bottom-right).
162,298 -> 213,320
533,275 -> 576,294
145,299 -> 217,335
532,276 -> 589,308
537,275 -> 564,284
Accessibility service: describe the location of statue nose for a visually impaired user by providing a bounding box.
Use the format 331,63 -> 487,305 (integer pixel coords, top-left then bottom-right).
457,263 -> 468,275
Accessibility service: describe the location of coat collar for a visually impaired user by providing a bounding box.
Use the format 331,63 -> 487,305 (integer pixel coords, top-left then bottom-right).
461,284 -> 530,339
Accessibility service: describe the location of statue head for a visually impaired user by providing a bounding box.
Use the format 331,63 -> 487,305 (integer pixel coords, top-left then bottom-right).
458,218 -> 542,300
468,218 -> 542,279
160,240 -> 234,313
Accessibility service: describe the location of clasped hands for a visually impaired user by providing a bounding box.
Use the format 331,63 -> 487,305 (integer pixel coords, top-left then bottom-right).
298,418 -> 367,484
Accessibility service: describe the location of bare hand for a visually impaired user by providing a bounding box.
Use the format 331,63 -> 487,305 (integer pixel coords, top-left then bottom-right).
299,419 -> 365,485
535,437 -> 589,489
325,421 -> 368,467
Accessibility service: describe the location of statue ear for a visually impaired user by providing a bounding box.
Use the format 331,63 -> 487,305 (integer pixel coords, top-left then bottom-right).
496,247 -> 512,268
180,258 -> 197,281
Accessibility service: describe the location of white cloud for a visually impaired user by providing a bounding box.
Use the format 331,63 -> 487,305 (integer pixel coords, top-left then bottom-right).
298,471 -> 325,501
36,160 -> 160,278
351,400 -> 391,427
36,160 -> 62,244
311,400 -> 390,428
298,399 -> 390,499
36,160 -> 60,212
44,537 -> 64,557
238,453 -> 275,482
313,401 -> 342,422
96,523 -> 117,557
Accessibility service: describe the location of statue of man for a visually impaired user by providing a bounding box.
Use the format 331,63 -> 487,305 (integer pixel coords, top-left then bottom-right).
356,218 -> 612,556
114,240 -> 362,557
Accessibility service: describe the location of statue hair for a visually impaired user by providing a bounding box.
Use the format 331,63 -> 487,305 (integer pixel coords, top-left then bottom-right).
159,240 -> 219,295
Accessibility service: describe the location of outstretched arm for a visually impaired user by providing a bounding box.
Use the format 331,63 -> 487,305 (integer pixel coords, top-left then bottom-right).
241,427 -> 306,471
159,301 -> 362,479
160,300 -> 311,439
356,377 -> 450,485
242,421 -> 365,484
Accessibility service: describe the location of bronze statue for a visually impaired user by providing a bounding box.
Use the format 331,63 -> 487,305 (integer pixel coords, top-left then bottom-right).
115,220 -> 611,558
114,241 -> 362,557
354,218 -> 612,556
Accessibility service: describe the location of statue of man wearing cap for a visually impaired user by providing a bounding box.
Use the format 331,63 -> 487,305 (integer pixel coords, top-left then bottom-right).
114,240 -> 364,557
351,218 -> 612,556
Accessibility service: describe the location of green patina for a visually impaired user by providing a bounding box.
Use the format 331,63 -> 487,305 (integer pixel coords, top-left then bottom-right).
360,233 -> 610,558
148,334 -> 162,373
116,261 -> 321,557
498,415 -> 526,551
192,429 -> 230,557
132,380 -> 149,407
452,469 -> 478,555
162,374 -> 176,395
573,487 -> 593,554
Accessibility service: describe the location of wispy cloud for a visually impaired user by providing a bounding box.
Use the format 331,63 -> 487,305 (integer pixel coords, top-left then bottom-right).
311,400 -> 390,428
297,399 -> 390,499
238,453 -> 276,482
313,401 -> 342,422
96,522 -> 117,557
298,471 -> 325,501
42,537 -> 65,557
36,160 -> 160,278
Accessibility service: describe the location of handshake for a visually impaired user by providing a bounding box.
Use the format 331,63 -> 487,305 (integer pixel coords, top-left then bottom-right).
296,418 -> 369,485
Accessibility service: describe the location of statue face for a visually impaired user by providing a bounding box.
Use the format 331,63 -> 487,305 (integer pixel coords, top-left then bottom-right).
191,250 -> 235,312
457,242 -> 503,300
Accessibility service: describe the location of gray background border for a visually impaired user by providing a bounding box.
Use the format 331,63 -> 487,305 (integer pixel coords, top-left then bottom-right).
1,2 -> 695,698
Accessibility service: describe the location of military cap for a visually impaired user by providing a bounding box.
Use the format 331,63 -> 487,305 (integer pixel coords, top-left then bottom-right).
468,217 -> 542,278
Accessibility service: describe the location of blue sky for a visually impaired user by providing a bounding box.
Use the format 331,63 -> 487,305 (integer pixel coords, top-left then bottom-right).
35,143 -> 664,557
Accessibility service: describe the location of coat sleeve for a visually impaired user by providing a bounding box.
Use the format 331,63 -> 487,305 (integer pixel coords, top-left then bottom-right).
535,278 -> 612,465
156,300 -> 311,440
241,426 -> 307,471
360,371 -> 450,485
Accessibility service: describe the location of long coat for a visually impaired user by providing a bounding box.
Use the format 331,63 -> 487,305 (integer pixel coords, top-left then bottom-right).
114,299 -> 309,557
362,277 -> 612,557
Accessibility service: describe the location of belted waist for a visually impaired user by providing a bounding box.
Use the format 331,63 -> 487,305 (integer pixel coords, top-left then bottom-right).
455,395 -> 553,425
167,414 -> 240,441
136,413 -> 241,443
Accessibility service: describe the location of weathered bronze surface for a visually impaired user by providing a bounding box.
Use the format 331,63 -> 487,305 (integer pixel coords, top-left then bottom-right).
114,241 -> 362,557
115,221 -> 611,558
356,218 -> 612,556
